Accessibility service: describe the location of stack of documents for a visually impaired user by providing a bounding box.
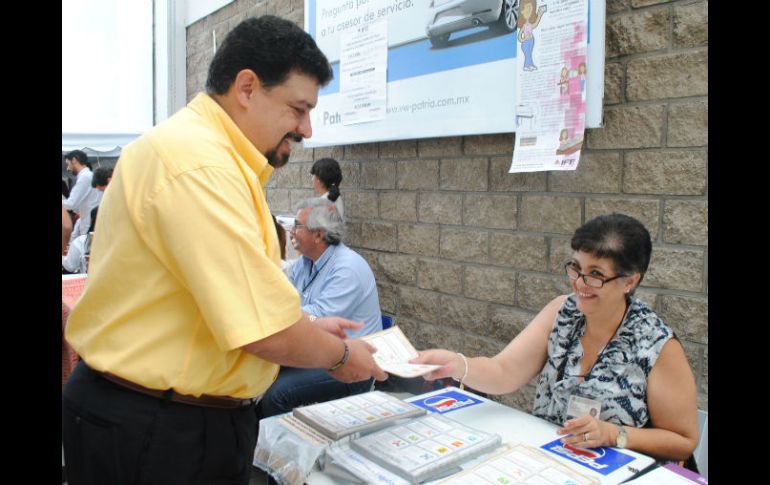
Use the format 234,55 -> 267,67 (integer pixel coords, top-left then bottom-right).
292,391 -> 426,440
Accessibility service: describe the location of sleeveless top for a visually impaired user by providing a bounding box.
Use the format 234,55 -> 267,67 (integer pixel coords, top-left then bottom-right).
532,294 -> 674,427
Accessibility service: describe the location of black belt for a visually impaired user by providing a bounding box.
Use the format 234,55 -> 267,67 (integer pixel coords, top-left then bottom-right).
87,363 -> 259,409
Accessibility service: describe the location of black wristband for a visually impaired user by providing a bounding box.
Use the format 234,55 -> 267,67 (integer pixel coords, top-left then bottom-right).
327,341 -> 349,372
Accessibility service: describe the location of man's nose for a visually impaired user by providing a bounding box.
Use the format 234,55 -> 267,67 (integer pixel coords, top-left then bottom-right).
297,112 -> 312,139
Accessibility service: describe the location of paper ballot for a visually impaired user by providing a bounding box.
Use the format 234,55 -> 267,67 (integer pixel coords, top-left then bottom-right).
361,326 -> 442,378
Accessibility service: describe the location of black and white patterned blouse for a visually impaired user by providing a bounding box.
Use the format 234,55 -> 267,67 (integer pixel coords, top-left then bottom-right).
532,294 -> 674,427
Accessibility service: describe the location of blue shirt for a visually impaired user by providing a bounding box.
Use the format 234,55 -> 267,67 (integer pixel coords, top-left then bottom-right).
289,243 -> 382,339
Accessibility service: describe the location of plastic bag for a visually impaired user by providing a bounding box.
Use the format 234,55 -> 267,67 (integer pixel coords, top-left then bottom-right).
252,413 -> 333,485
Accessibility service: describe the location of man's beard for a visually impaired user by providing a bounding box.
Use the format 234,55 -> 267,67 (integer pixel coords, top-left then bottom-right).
266,132 -> 303,168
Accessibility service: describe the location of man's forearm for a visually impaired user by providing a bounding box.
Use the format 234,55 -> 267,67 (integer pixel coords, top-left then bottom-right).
243,314 -> 344,369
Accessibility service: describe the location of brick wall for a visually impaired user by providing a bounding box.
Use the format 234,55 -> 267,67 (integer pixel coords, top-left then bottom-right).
187,0 -> 708,412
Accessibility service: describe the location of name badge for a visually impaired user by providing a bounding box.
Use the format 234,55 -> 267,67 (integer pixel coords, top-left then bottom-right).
566,394 -> 601,420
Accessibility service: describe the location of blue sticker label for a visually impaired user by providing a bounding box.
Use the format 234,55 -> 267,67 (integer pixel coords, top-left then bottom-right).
540,438 -> 635,476
410,390 -> 483,414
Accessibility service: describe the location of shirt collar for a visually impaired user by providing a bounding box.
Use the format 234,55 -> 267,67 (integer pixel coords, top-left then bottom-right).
314,244 -> 337,270
187,92 -> 274,187
301,243 -> 339,275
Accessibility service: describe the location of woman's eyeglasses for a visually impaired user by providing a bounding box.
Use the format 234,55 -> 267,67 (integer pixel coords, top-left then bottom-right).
564,262 -> 626,289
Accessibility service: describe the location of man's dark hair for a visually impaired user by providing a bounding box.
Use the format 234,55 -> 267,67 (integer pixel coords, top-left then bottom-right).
206,15 -> 333,94
92,167 -> 114,188
571,213 -> 652,285
311,158 -> 343,201
65,150 -> 88,166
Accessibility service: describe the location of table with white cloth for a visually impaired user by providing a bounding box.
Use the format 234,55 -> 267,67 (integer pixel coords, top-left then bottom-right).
304,386 -> 656,485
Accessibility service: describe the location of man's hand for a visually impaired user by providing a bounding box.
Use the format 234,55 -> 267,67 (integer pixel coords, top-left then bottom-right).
315,316 -> 363,339
328,339 -> 388,383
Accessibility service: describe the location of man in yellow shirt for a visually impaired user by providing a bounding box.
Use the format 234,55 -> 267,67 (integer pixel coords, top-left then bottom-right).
62,15 -> 386,485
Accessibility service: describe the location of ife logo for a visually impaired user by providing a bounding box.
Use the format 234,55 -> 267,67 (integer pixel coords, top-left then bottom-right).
540,438 -> 635,475
411,390 -> 483,414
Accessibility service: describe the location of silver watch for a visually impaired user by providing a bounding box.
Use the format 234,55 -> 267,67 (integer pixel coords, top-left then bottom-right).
615,424 -> 628,448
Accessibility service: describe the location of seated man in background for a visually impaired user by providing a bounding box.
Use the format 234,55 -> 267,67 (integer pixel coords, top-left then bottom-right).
62,206 -> 98,274
256,197 -> 383,418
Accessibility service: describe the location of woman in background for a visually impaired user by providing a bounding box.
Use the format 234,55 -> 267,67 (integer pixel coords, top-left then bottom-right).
310,158 -> 344,220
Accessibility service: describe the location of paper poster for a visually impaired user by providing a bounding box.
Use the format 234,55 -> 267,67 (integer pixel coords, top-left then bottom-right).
510,0 -> 589,173
304,0 -> 605,147
340,15 -> 388,125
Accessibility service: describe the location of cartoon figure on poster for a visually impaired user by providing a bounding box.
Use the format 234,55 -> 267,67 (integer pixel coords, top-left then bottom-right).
578,62 -> 587,101
517,0 -> 547,72
556,128 -> 584,156
558,66 -> 569,95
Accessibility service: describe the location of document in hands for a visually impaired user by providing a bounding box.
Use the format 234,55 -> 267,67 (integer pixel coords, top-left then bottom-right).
361,326 -> 442,378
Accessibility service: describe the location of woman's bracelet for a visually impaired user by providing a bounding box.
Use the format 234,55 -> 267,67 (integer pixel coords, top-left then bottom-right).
456,352 -> 469,390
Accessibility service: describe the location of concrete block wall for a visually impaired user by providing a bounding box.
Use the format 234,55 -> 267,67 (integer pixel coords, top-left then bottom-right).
187,0 -> 708,412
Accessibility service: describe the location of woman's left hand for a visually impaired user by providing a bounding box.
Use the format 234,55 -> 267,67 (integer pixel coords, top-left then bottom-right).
557,415 -> 615,449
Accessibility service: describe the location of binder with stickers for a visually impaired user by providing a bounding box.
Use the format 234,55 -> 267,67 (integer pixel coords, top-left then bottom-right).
291,390 -> 426,440
348,413 -> 502,484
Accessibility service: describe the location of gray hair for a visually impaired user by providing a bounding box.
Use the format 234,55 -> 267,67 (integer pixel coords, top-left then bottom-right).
294,197 -> 345,245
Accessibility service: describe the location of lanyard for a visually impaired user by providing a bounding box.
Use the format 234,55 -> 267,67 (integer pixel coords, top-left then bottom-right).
301,246 -> 336,293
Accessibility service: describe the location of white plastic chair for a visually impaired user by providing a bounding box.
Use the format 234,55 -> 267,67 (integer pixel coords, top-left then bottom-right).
693,409 -> 708,478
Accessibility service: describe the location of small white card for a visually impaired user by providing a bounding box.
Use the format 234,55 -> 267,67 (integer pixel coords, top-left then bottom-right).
566,394 -> 602,420
361,326 -> 441,378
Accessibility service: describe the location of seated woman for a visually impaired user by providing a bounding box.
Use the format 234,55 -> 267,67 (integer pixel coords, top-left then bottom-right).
412,213 -> 699,463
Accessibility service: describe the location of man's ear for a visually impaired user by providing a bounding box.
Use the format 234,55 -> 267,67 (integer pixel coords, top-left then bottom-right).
232,69 -> 261,107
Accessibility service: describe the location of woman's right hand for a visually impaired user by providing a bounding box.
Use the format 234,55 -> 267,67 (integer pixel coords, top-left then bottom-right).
410,349 -> 462,381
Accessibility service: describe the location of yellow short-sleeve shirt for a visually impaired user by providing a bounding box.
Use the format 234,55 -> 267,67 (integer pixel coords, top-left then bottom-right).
65,93 -> 302,398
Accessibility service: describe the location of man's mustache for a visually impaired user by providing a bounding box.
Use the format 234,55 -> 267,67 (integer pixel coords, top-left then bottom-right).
284,132 -> 302,143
